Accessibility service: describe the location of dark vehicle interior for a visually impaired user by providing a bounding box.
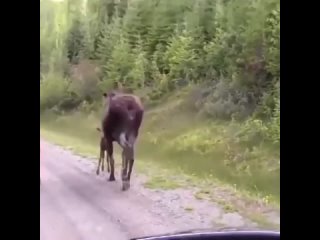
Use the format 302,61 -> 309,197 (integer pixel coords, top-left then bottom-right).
132,230 -> 280,240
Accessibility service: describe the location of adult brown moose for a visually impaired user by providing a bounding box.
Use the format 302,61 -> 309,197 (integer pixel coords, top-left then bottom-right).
101,90 -> 144,191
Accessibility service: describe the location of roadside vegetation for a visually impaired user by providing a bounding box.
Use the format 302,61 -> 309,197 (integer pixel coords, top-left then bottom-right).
40,0 -> 280,215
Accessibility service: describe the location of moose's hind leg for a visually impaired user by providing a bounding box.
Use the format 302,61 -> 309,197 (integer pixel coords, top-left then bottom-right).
107,154 -> 110,173
106,140 -> 116,181
121,149 -> 130,191
108,155 -> 116,181
122,147 -> 134,191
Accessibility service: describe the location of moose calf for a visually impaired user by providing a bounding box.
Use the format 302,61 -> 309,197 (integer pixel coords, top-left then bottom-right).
96,127 -> 110,175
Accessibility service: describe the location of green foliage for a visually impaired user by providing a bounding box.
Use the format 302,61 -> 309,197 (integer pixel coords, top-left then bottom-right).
104,35 -> 133,88
69,60 -> 101,102
164,30 -> 196,83
40,72 -> 69,111
66,18 -> 85,64
128,38 -> 147,88
265,3 -> 280,77
40,0 -> 280,129
95,18 -> 121,74
267,90 -> 280,144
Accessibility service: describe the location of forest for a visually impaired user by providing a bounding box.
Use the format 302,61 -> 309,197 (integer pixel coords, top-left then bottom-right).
40,0 -> 280,203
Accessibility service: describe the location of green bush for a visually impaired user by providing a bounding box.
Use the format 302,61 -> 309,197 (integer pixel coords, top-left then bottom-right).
40,73 -> 69,111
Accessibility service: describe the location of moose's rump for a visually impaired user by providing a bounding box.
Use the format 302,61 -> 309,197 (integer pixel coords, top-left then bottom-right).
102,94 -> 144,143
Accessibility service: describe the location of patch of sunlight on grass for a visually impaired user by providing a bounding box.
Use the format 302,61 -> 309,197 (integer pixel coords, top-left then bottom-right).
144,176 -> 181,190
184,206 -> 194,212
41,128 -> 98,159
194,189 -> 211,201
140,118 -> 279,203
246,213 -> 280,231
215,199 -> 237,213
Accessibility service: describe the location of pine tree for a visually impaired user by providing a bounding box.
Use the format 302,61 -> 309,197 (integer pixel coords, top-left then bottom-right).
66,18 -> 85,64
95,17 -> 122,77
104,33 -> 133,88
128,37 -> 147,88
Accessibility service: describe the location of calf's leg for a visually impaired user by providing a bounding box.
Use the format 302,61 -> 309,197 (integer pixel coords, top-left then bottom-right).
96,149 -> 104,175
101,150 -> 105,172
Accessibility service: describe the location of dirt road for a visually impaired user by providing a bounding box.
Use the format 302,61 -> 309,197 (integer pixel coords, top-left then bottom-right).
40,139 -> 267,240
40,139 -> 180,240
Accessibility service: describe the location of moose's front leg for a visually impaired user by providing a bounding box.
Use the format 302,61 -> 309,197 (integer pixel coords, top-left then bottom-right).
107,155 -> 110,173
121,149 -> 129,191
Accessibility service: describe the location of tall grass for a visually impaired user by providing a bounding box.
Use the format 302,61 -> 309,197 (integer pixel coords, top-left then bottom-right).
41,95 -> 279,203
